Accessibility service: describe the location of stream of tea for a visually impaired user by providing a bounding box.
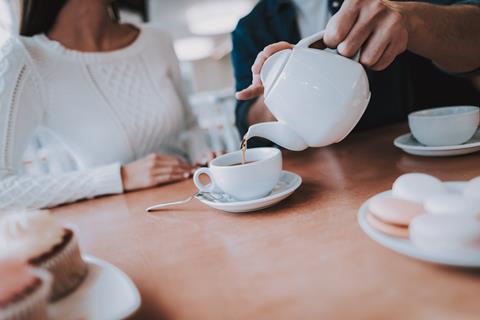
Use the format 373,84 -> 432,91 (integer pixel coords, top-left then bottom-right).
241,136 -> 248,165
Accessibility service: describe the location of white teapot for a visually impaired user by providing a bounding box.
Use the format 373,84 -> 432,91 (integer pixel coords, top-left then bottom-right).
244,31 -> 371,151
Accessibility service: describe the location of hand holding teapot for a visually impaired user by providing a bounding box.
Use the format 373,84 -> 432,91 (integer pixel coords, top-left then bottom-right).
237,31 -> 371,151
236,41 -> 294,101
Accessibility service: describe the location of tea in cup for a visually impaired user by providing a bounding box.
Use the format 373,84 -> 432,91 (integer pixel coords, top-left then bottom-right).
193,147 -> 282,201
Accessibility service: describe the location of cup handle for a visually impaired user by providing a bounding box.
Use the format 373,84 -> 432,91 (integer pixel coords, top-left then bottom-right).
296,30 -> 361,62
193,168 -> 220,193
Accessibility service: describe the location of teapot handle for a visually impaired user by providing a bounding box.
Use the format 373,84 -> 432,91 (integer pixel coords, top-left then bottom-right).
296,30 -> 361,62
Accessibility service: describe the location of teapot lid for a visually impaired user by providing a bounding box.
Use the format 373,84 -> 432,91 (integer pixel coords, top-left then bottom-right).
260,49 -> 292,98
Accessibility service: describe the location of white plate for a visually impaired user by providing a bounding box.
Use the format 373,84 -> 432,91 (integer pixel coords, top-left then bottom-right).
358,182 -> 480,268
49,255 -> 141,320
196,170 -> 302,213
393,130 -> 480,157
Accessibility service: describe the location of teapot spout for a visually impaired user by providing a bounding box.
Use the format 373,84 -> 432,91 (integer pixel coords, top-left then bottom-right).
245,122 -> 308,151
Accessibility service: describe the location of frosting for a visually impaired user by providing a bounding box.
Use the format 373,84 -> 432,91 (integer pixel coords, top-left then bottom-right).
0,261 -> 37,304
0,211 -> 65,262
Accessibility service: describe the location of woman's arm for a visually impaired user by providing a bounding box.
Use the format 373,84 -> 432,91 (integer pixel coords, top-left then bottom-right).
0,165 -> 123,210
0,36 -> 123,210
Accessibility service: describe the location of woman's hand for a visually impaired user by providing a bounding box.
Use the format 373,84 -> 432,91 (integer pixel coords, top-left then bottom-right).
121,154 -> 193,192
235,42 -> 294,101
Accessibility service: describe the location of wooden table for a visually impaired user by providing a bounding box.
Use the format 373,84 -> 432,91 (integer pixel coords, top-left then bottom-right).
52,123 -> 480,320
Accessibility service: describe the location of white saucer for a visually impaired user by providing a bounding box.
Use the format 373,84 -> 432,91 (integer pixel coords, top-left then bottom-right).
49,255 -> 141,320
393,130 -> 480,157
358,182 -> 480,268
196,170 -> 302,213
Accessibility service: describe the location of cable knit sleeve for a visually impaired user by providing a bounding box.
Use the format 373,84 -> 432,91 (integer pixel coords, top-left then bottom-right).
0,36 -> 123,210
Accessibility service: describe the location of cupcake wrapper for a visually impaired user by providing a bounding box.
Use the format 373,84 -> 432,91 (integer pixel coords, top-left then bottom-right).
35,234 -> 88,302
0,268 -> 52,320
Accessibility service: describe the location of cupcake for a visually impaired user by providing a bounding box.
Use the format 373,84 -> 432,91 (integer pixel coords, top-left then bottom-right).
0,261 -> 52,320
0,211 -> 88,301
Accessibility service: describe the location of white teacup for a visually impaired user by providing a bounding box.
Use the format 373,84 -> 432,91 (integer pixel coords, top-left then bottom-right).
193,147 -> 282,201
408,106 -> 480,146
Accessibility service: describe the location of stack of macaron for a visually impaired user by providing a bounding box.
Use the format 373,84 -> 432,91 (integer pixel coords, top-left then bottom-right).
367,173 -> 480,253
0,211 -> 89,319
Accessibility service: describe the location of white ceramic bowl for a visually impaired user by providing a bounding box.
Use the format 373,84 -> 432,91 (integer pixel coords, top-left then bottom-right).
408,106 -> 480,146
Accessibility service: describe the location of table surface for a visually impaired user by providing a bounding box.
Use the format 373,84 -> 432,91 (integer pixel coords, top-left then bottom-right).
52,123 -> 480,320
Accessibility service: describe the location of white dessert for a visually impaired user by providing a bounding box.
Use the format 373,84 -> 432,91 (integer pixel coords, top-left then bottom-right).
0,211 -> 65,262
424,194 -> 480,216
410,214 -> 480,253
463,176 -> 480,200
392,173 -> 446,203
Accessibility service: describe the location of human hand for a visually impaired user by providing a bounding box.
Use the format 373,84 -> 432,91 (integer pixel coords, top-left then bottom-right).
236,0 -> 408,100
235,42 -> 294,101
323,0 -> 408,71
121,154 -> 193,192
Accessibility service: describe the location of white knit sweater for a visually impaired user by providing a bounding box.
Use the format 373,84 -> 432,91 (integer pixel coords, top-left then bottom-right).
0,25 -> 193,210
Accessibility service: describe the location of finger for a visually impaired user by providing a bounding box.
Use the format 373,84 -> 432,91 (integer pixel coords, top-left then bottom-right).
324,0 -> 360,48
251,51 -> 268,75
148,154 -> 171,163
155,174 -> 188,185
154,162 -> 191,173
153,166 -> 190,176
338,0 -> 394,58
337,11 -> 377,57
251,73 -> 262,87
370,41 -> 401,71
235,85 -> 264,101
262,42 -> 294,57
156,156 -> 188,166
154,154 -> 186,162
154,172 -> 190,181
159,155 -> 185,163
366,14 -> 407,71
252,42 -> 293,75
358,29 -> 390,68
236,42 -> 293,101
177,165 -> 194,173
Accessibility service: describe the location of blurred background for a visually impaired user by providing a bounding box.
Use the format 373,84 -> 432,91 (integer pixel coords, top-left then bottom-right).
0,0 -> 256,171
0,0 -> 255,91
